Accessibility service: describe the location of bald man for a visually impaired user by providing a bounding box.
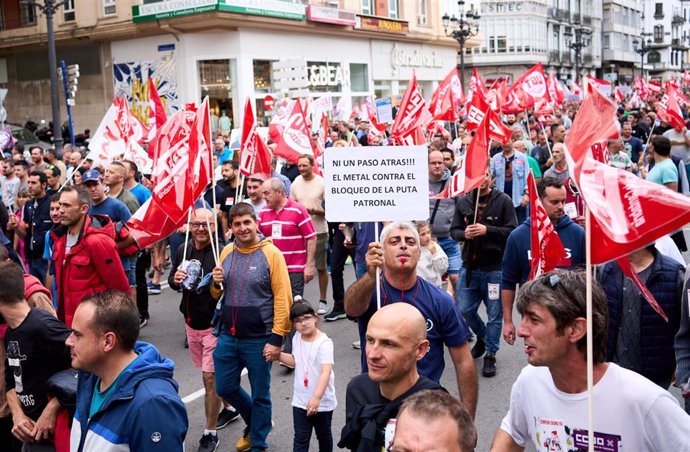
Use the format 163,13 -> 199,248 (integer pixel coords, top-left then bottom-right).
338,303 -> 446,452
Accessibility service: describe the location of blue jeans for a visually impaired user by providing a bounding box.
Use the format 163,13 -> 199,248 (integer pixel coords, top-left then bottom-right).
292,407 -> 333,452
214,334 -> 272,450
354,261 -> 367,279
28,257 -> 48,284
437,236 -> 461,274
457,268 -> 503,355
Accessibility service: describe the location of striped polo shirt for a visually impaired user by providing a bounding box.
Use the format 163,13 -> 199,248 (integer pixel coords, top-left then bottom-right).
258,198 -> 316,273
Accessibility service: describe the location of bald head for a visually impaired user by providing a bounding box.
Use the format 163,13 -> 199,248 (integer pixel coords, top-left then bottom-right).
192,208 -> 214,223
190,208 -> 215,246
369,303 -> 427,344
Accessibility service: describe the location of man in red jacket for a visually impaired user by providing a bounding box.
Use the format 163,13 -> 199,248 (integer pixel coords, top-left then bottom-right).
50,186 -> 129,328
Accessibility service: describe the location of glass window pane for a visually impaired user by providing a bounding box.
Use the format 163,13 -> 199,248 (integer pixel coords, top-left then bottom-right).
253,60 -> 273,93
350,63 -> 368,92
199,59 -> 234,133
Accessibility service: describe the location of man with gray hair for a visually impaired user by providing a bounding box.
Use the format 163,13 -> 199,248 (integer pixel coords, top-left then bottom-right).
345,221 -> 478,419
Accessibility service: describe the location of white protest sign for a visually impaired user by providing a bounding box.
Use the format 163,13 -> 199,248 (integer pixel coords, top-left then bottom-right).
375,98 -> 393,123
324,146 -> 429,222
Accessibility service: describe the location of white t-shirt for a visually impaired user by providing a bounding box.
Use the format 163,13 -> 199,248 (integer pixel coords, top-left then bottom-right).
416,244 -> 448,288
291,331 -> 337,412
500,364 -> 690,452
290,175 -> 327,235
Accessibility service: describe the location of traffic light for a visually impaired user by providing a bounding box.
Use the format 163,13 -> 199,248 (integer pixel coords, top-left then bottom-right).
66,64 -> 79,105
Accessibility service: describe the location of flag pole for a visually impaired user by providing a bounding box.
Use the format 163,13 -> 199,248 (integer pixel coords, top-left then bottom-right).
585,205 -> 595,452
182,207 -> 193,264
539,122 -> 554,159
375,221 -> 382,310
57,158 -> 87,192
207,97 -> 222,263
472,187 -> 481,224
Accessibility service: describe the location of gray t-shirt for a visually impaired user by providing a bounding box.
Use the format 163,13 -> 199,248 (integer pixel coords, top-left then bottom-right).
65,232 -> 79,254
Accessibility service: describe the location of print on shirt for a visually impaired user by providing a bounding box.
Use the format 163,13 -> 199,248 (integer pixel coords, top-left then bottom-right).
7,341 -> 27,394
535,417 -> 622,452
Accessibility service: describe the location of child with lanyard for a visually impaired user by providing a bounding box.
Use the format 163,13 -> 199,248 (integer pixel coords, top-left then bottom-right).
278,299 -> 337,452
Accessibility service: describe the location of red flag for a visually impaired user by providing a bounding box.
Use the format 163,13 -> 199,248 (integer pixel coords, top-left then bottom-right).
149,98 -> 212,224
634,76 -> 650,99
239,98 -> 272,179
273,99 -> 313,164
504,63 -> 550,110
615,256 -> 668,321
390,72 -> 433,143
584,76 -> 612,98
564,89 -> 690,265
486,109 -> 512,144
465,90 -> 491,131
126,199 -> 186,249
268,99 -> 294,144
547,73 -> 566,106
429,67 -> 464,121
146,77 -> 167,150
648,80 -> 662,94
463,68 -> 487,114
528,171 -> 567,280
657,86 -> 686,130
434,112 -> 490,199
614,86 -> 625,104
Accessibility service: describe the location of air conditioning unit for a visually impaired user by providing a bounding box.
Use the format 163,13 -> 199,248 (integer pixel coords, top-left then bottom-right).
418,15 -> 428,25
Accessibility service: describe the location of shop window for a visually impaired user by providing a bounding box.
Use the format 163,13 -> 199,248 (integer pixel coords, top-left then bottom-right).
350,63 -> 368,92
64,0 -> 75,22
307,61 -> 347,93
199,59 -> 234,132
253,60 -> 273,93
104,0 -> 116,16
361,0 -> 373,15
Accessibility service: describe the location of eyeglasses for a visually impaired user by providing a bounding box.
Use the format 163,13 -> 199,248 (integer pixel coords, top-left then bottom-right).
190,222 -> 211,229
294,315 -> 315,324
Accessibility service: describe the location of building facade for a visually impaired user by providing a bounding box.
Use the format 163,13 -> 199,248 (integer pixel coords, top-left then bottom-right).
641,0 -> 690,80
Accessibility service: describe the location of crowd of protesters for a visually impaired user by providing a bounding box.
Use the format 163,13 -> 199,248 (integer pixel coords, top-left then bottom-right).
1,94 -> 690,452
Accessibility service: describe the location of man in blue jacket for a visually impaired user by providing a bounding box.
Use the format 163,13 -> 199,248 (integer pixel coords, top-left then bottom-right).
500,177 -> 585,346
66,290 -> 188,451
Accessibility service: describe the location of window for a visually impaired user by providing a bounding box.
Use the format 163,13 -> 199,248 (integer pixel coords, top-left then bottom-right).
198,59 -> 235,131
350,63 -> 369,92
104,0 -> 116,16
64,0 -> 75,22
647,51 -> 661,63
361,0 -> 373,15
417,0 -> 428,26
489,36 -> 507,53
253,60 -> 273,93
603,33 -> 611,49
654,3 -> 663,19
388,0 -> 399,19
654,25 -> 664,43
20,2 -> 37,26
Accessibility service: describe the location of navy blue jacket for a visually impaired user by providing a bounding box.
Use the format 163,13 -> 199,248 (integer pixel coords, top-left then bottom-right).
71,342 -> 188,451
599,250 -> 684,385
502,215 -> 586,290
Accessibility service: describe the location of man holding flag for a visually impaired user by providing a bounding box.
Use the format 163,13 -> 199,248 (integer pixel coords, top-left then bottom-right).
501,177 -> 585,345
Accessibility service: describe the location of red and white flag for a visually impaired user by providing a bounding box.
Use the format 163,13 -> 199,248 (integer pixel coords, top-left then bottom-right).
434,112 -> 490,199
656,85 -> 685,130
239,98 -> 272,179
390,72 -> 433,143
429,67 -> 464,121
648,80 -> 662,94
127,198 -> 186,249
547,73 -> 566,106
584,76 -> 612,97
273,99 -> 313,164
614,86 -> 625,104
146,77 -> 167,149
504,63 -> 550,110
465,89 -> 491,131
88,97 -> 151,172
527,171 -> 566,280
268,99 -> 295,144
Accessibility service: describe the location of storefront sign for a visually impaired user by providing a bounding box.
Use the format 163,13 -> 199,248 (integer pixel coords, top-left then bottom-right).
482,2 -> 523,13
132,0 -> 218,23
307,62 -> 350,88
391,43 -> 444,70
307,5 -> 357,26
220,0 -> 306,20
357,16 -> 409,33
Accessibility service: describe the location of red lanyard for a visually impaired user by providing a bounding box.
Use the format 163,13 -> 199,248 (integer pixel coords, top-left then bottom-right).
299,332 -> 319,388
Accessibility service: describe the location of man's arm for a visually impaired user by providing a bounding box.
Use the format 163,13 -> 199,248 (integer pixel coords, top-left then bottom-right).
130,396 -> 188,451
448,344 -> 478,420
304,237 -> 316,284
490,429 -> 525,452
344,242 -> 382,317
501,289 -> 517,345
6,389 -> 35,442
449,199 -> 469,242
675,267 -> 690,397
32,396 -> 61,442
89,236 -> 130,293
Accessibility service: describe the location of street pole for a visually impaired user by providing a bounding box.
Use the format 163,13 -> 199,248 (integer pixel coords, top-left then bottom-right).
459,39 -> 465,92
45,0 -> 63,154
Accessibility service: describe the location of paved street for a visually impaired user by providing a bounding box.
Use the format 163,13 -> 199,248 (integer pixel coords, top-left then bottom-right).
141,262 -> 684,452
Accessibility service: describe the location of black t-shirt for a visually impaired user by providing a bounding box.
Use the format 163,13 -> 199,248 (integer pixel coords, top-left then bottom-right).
170,241 -> 220,330
217,185 -> 247,213
24,194 -> 52,259
339,373 -> 445,452
4,308 -> 71,420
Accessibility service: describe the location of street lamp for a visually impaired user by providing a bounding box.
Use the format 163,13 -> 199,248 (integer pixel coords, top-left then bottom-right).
632,37 -> 651,78
564,24 -> 592,85
442,0 -> 481,90
21,0 -> 69,153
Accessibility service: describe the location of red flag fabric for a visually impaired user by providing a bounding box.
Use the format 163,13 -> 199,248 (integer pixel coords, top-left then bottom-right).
390,72 -> 433,143
463,68 -> 487,114
239,98 -> 272,179
429,67 -> 464,121
615,256 -> 668,321
547,73 -> 566,106
126,199 -> 187,249
486,109 -> 513,144
584,76 -> 612,98
528,171 -> 567,280
634,76 -> 650,99
273,99 -> 313,164
648,80 -> 662,94
146,77 -> 167,150
268,99 -> 295,144
564,89 -> 690,264
504,63 -> 550,110
657,86 -> 685,130
149,98 -> 212,224
465,90 -> 491,131
434,112 -> 490,199
614,86 -> 625,104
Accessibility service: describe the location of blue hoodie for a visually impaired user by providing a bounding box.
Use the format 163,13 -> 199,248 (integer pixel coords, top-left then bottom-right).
502,215 -> 586,290
71,342 -> 188,452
